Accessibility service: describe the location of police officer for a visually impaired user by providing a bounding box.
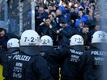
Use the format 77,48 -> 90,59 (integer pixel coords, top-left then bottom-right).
0,38 -> 20,80
39,35 -> 59,80
0,38 -> 19,63
0,38 -> 19,65
86,31 -> 107,80
61,34 -> 89,80
3,30 -> 53,80
7,38 -> 20,53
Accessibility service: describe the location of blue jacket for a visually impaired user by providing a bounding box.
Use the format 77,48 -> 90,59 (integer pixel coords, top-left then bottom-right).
75,15 -> 88,28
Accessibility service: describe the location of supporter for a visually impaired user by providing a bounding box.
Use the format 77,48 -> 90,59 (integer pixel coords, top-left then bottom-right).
0,28 -> 18,50
35,6 -> 49,30
37,17 -> 54,38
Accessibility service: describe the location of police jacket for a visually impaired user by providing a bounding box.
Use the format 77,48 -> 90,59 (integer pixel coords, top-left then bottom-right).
61,45 -> 90,80
40,46 -> 59,80
3,46 -> 53,80
40,46 -> 59,64
86,43 -> 106,80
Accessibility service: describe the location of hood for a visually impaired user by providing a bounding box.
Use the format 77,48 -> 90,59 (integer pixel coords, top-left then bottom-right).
40,46 -> 53,52
20,46 -> 41,56
69,45 -> 85,51
91,43 -> 107,51
7,48 -> 19,54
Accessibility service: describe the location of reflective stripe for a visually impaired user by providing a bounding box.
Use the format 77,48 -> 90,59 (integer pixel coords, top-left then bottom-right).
0,65 -> 4,80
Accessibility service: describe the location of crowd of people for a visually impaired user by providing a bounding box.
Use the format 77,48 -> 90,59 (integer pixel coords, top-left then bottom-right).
0,0 -> 107,80
35,0 -> 98,49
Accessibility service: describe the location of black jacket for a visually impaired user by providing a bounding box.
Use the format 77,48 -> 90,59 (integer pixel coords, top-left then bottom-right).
61,45 -> 93,80
40,46 -> 59,80
1,47 -> 53,80
86,43 -> 106,80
